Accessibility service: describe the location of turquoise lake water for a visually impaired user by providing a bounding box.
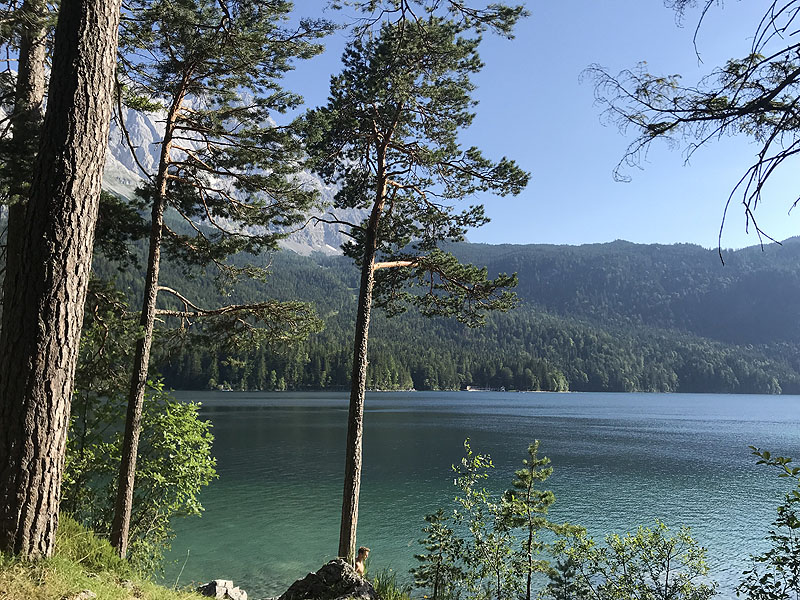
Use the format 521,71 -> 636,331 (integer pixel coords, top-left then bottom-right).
165,391 -> 800,599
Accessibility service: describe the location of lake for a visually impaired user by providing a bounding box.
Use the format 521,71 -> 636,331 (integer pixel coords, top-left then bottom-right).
165,391 -> 800,599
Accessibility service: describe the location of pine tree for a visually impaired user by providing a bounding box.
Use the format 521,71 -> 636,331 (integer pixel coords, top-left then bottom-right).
109,0 -> 331,557
0,0 -> 122,557
302,4 -> 528,563
0,0 -> 49,207
503,441 -> 564,600
412,509 -> 465,600
543,557 -> 588,600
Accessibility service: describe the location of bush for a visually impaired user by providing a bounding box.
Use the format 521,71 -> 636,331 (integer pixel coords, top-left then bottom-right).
63,283 -> 216,573
737,448 -> 800,600
546,521 -> 717,600
63,382 -> 216,574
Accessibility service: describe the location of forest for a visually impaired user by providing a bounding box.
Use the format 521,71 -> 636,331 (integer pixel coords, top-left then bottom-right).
94,231 -> 800,394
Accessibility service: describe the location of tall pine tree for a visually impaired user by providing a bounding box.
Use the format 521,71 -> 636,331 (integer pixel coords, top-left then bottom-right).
302,3 -> 528,562
0,0 -> 122,557
109,0 -> 330,557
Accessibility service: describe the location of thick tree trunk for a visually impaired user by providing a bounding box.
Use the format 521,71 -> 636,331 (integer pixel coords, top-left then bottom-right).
110,92 -> 184,558
0,0 -> 121,558
338,164 -> 387,563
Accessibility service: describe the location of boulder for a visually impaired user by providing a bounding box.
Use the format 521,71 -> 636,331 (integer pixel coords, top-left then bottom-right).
278,559 -> 380,600
197,579 -> 248,600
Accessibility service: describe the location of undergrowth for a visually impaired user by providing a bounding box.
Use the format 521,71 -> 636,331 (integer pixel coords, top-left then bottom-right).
372,568 -> 413,600
0,516 -> 203,600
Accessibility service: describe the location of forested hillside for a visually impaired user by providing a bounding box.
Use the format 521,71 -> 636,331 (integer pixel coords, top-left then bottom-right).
93,231 -> 800,394
459,240 -> 800,345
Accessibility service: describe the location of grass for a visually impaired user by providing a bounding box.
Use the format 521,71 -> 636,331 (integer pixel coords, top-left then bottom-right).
0,517 -> 204,600
371,568 -> 413,600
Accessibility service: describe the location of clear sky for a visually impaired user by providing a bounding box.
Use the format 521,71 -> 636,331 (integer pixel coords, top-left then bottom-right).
282,1 -> 799,250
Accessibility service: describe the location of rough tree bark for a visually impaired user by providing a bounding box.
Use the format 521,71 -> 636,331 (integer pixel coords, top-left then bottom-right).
110,86 -> 186,558
0,0 -> 122,558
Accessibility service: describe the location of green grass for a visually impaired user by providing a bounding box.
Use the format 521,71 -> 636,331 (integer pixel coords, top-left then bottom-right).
0,517 -> 204,600
371,568 -> 413,600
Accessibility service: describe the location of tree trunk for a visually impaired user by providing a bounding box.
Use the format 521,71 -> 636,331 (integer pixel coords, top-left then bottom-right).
338,164 -> 387,563
109,196 -> 165,558
525,476 -> 534,600
0,0 -> 121,558
433,558 -> 441,600
3,0 -> 48,311
338,239 -> 376,563
5,0 -> 48,202
110,91 -> 184,558
525,525 -> 533,600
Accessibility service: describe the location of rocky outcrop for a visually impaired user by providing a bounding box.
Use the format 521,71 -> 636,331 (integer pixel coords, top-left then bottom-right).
278,559 -> 380,600
197,579 -> 248,600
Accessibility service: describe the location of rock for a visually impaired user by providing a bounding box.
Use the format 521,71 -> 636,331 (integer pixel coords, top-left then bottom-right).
197,579 -> 248,600
278,559 -> 380,600
119,579 -> 144,597
64,591 -> 96,600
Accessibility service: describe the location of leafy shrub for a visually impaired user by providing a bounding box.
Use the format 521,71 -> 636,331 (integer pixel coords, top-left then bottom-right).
416,440 -> 717,600
546,522 -> 716,600
63,282 -> 216,573
737,448 -> 800,600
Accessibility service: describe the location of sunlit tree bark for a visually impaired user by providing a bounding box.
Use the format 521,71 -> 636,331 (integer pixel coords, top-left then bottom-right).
0,0 -> 122,558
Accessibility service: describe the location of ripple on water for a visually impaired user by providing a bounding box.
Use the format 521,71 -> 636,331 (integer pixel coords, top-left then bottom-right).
166,391 -> 800,600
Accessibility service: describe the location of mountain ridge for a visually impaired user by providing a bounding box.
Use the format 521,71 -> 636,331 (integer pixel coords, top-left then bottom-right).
95,104 -> 800,394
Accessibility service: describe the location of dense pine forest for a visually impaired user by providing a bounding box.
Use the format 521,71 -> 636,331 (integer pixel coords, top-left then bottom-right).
94,227 -> 800,394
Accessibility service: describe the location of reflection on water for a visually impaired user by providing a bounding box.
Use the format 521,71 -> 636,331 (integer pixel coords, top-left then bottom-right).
165,391 -> 800,599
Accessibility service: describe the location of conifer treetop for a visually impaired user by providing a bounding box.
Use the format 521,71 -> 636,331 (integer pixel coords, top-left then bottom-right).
302,14 -> 529,323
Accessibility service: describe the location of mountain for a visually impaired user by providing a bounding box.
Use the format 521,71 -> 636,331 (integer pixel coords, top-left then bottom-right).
104,107 -> 357,256
453,240 -> 800,346
98,106 -> 800,395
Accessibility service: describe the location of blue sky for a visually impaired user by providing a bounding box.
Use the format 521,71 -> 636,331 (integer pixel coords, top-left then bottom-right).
282,1 -> 798,250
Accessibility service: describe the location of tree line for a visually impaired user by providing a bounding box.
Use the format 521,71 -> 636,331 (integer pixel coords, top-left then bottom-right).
95,240 -> 800,395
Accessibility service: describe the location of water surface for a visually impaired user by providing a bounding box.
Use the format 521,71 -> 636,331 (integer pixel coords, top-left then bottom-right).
165,391 -> 800,599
